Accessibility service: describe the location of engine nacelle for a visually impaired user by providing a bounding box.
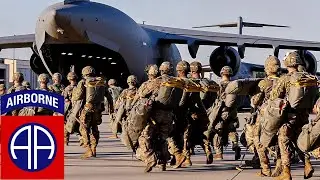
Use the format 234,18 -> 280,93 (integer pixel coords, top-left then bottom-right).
209,46 -> 241,77
298,50 -> 317,74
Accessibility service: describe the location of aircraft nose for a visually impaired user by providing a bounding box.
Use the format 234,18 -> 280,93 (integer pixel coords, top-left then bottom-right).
37,7 -> 84,42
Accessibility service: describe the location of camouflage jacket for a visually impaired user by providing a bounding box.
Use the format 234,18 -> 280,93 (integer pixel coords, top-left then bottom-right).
132,78 -> 162,105
7,84 -> 27,93
251,75 -> 279,108
49,84 -> 65,94
63,83 -> 77,102
115,87 -> 137,110
269,73 -> 293,101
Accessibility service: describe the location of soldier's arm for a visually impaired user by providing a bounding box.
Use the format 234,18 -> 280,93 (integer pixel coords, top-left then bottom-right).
179,91 -> 190,107
251,80 -> 266,108
269,76 -> 288,101
71,80 -> 85,101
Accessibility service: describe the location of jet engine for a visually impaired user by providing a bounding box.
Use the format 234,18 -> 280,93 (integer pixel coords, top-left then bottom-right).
298,50 -> 317,74
209,46 -> 241,77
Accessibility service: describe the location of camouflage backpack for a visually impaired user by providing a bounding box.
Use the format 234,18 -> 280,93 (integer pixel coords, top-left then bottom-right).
85,77 -> 105,105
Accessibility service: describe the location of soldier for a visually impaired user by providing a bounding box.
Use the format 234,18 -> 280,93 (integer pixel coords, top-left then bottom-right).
180,61 -> 213,165
108,79 -> 123,106
72,66 -> 107,159
22,81 -> 31,90
36,73 -> 54,115
7,72 -> 27,115
0,84 -> 6,95
137,61 -> 182,172
63,72 -> 80,146
110,75 -> 138,138
49,73 -> 65,94
212,66 -> 241,160
249,56 -> 282,177
269,52 -> 316,180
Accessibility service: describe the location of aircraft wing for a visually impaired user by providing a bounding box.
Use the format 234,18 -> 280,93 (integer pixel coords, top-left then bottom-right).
142,25 -> 320,52
0,34 -> 35,49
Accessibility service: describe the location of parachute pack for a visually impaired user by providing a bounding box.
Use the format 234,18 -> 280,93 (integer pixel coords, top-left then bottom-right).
85,77 -> 105,104
288,72 -> 318,109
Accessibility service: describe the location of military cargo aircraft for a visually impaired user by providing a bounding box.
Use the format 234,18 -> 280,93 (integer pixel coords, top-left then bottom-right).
1,0 -> 320,87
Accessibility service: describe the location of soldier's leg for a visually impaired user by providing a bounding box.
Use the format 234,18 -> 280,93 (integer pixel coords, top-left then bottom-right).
253,121 -> 271,177
277,123 -> 293,180
137,124 -> 157,172
213,122 -> 224,160
182,123 -> 192,166
270,145 -> 282,177
64,125 -> 70,146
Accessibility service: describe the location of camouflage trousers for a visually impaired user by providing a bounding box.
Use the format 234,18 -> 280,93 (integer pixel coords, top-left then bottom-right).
278,112 -> 310,167
213,119 -> 239,155
187,114 -> 212,158
79,105 -> 101,148
137,109 -> 173,165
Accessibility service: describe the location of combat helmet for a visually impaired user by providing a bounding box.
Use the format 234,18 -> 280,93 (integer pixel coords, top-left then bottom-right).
220,66 -> 233,76
52,73 -> 62,82
81,66 -> 95,76
13,72 -> 24,83
190,61 -> 202,73
159,61 -> 174,75
38,73 -> 50,83
127,75 -> 137,84
67,72 -> 77,80
283,51 -> 303,67
265,55 -> 280,75
176,61 -> 190,72
108,79 -> 116,86
0,84 -> 6,91
148,64 -> 159,76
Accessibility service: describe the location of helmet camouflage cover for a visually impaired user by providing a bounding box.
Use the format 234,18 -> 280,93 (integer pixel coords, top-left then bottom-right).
159,61 -> 173,74
52,73 -> 62,81
81,66 -> 95,76
108,79 -> 116,85
0,84 -> 5,90
220,66 -> 233,75
176,61 -> 190,72
147,64 -> 159,76
190,61 -> 202,73
265,55 -> 280,74
127,75 -> 137,84
67,72 -> 77,80
38,73 -> 50,83
283,51 -> 303,67
13,72 -> 24,82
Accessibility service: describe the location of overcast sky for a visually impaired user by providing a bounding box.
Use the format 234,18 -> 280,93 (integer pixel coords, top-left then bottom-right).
1,0 -> 320,67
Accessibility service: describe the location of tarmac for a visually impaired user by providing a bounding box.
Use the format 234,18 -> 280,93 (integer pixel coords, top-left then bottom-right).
65,113 -> 320,180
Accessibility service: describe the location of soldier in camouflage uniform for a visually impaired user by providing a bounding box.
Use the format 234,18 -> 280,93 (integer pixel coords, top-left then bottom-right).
110,75 -> 138,138
22,81 -> 31,90
137,62 -> 182,172
49,73 -> 65,94
269,52 -> 315,180
108,79 -> 123,106
72,66 -> 107,159
0,84 -> 6,95
35,73 -> 54,115
7,72 -> 27,116
63,72 -> 81,146
182,61 -> 214,165
249,56 -> 282,177
213,66 -> 241,160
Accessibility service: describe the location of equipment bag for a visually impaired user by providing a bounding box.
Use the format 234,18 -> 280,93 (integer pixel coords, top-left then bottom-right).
297,115 -> 320,152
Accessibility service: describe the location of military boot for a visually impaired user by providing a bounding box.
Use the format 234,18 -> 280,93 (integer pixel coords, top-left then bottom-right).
245,155 -> 260,169
81,147 -> 93,159
206,152 -> 213,164
257,158 -> 271,177
170,156 -> 176,166
173,153 -> 186,169
271,159 -> 282,177
159,164 -> 166,171
144,161 -> 157,173
275,166 -> 292,180
304,159 -> 314,179
91,146 -> 97,157
182,157 -> 192,167
214,153 -> 223,160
